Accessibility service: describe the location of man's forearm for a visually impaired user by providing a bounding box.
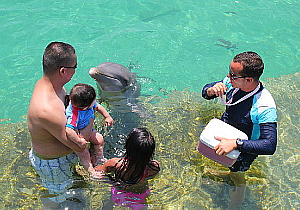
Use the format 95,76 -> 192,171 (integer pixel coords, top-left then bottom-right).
242,123 -> 277,155
66,127 -> 85,152
202,81 -> 220,100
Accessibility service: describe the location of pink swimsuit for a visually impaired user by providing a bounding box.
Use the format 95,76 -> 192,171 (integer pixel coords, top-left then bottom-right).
111,165 -> 151,209
111,186 -> 150,210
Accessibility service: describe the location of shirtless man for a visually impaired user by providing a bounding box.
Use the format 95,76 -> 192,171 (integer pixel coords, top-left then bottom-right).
27,42 -> 87,194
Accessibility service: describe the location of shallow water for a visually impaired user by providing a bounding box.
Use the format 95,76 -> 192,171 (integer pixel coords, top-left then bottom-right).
0,0 -> 299,209
1,73 -> 299,209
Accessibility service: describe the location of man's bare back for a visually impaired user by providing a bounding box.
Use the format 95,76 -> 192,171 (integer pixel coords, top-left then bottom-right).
28,77 -> 75,157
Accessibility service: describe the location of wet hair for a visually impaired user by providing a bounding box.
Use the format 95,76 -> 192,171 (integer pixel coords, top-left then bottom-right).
69,83 -> 96,108
42,42 -> 76,75
114,128 -> 160,184
233,51 -> 264,81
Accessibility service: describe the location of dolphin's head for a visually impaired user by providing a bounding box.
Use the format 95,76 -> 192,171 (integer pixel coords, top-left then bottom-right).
89,62 -> 140,104
89,62 -> 135,92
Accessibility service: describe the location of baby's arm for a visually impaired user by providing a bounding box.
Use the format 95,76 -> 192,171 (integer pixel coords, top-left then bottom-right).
66,127 -> 87,149
95,104 -> 114,126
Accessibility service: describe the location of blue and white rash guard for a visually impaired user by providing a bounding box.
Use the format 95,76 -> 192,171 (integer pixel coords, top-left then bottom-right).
202,77 -> 277,171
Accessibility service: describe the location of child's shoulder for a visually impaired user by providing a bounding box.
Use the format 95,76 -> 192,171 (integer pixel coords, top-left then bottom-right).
106,157 -> 121,167
147,160 -> 160,177
95,157 -> 121,172
109,157 -> 122,165
150,160 -> 160,168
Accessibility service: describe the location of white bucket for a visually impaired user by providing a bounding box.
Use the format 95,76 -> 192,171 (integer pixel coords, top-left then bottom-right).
197,118 -> 248,167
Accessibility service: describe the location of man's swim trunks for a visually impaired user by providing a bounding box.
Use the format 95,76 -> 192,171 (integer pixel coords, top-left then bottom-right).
29,149 -> 79,194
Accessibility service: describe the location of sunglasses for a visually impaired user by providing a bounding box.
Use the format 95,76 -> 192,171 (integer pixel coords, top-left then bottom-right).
228,69 -> 250,80
57,63 -> 77,69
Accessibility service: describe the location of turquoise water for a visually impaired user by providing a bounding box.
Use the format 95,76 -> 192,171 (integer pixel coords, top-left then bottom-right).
1,0 -> 299,122
0,0 -> 299,209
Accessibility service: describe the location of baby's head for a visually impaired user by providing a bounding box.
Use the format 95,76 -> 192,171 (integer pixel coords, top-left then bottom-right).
69,83 -> 96,109
125,128 -> 155,161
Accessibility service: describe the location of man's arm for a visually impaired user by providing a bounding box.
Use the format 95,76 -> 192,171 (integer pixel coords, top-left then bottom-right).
214,123 -> 277,155
66,127 -> 87,149
214,136 -> 237,155
202,80 -> 226,99
40,109 -> 85,152
240,123 -> 277,155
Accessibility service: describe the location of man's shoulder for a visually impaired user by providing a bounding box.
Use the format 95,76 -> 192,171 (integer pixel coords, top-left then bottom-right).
254,88 -> 276,108
29,94 -> 65,122
251,88 -> 277,123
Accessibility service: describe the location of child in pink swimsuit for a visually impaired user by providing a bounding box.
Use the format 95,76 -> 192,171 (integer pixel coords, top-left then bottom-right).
95,128 -> 160,209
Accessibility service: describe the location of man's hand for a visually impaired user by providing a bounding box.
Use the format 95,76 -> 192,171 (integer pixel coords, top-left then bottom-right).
207,82 -> 227,97
66,127 -> 87,149
77,136 -> 88,149
214,136 -> 237,156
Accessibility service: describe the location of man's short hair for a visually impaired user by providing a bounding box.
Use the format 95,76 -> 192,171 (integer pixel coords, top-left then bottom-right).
43,42 -> 76,75
233,51 -> 264,81
69,83 -> 96,108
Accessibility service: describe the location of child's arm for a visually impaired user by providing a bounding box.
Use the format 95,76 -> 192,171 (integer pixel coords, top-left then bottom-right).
94,157 -> 120,172
66,127 -> 87,149
95,104 -> 114,126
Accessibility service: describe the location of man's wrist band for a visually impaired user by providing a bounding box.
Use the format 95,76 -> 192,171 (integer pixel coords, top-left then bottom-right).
236,138 -> 244,152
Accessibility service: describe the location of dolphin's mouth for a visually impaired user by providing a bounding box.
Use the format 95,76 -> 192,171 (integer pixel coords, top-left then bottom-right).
92,71 -> 120,81
98,83 -> 133,94
92,71 -> 135,94
91,71 -> 132,87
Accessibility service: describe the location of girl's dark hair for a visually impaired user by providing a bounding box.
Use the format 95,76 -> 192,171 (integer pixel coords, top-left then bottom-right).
114,128 -> 159,184
69,83 -> 96,108
233,51 -> 264,81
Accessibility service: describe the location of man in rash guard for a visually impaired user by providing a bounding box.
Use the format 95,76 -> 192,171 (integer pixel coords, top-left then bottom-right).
202,51 -> 277,209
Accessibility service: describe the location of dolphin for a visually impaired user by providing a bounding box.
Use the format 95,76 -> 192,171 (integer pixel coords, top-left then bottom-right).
89,62 -> 140,113
89,62 -> 142,157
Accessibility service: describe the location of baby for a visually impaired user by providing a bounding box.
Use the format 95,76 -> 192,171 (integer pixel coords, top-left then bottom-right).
66,83 -> 114,178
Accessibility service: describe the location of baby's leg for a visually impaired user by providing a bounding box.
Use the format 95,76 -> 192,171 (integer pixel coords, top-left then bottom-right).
78,118 -> 94,141
89,129 -> 106,166
75,148 -> 104,179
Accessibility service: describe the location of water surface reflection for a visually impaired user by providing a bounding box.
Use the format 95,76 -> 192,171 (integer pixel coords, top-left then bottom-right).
0,72 -> 299,209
